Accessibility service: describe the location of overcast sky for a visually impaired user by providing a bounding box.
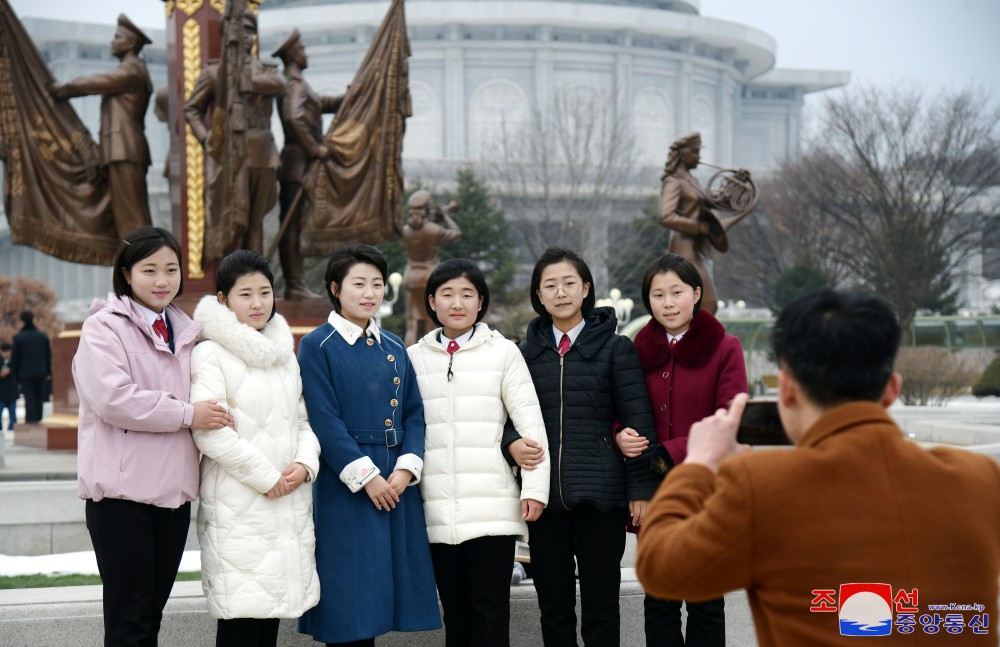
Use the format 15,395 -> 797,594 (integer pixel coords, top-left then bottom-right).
9,0 -> 1000,121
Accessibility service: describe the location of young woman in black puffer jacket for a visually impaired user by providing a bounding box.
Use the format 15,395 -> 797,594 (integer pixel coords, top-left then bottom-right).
505,247 -> 658,647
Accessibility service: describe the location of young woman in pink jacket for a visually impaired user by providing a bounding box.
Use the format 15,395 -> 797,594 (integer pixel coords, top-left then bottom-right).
73,226 -> 233,647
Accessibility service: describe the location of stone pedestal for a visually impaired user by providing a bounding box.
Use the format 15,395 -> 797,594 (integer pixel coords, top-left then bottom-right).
14,421 -> 76,451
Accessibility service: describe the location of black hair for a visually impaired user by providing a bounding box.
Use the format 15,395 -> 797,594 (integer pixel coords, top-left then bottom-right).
771,288 -> 901,407
529,246 -> 596,317
112,227 -> 184,300
19,311 -> 35,327
216,250 -> 277,322
424,258 -> 490,326
324,244 -> 388,313
641,253 -> 704,317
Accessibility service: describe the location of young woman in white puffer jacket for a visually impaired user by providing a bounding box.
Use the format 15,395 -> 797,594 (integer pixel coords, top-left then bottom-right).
190,250 -> 321,647
408,259 -> 551,647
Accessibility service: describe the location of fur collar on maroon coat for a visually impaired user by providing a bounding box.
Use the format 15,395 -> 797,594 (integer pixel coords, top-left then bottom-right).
633,309 -> 725,372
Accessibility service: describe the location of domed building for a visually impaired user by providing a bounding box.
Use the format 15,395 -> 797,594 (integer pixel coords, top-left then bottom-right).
2,0 -> 852,317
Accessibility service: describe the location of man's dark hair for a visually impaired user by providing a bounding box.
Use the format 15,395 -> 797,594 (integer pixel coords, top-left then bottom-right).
323,244 -> 388,313
0,342 -> 10,352
424,258 -> 490,326
19,311 -> 35,328
529,247 -> 596,317
112,227 -> 185,300
772,289 -> 901,407
216,250 -> 277,322
640,253 -> 704,317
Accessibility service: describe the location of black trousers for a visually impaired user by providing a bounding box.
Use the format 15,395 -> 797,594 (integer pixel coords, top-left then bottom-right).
325,640 -> 375,647
86,497 -> 191,647
430,535 -> 517,647
217,618 -> 280,647
19,377 -> 46,422
528,505 -> 628,647
644,595 -> 725,647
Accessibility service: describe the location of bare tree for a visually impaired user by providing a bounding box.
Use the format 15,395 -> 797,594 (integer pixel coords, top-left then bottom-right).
485,87 -> 638,259
720,86 -> 1000,326
0,275 -> 62,343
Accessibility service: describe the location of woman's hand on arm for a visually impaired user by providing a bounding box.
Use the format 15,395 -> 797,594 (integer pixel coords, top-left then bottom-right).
509,438 -> 544,470
615,427 -> 649,458
191,400 -> 234,430
386,469 -> 413,496
363,475 -> 400,511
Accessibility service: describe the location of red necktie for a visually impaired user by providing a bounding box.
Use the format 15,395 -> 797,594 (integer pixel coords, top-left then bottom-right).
558,334 -> 570,355
669,338 -> 677,348
447,340 -> 460,355
153,316 -> 169,344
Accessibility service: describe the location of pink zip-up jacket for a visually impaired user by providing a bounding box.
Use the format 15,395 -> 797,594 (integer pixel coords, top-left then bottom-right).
74,294 -> 201,508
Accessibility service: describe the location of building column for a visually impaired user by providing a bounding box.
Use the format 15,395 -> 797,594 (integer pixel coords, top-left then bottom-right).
445,24 -> 466,159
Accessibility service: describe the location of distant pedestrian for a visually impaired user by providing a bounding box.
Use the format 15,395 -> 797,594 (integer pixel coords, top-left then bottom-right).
0,342 -> 18,431
10,311 -> 51,423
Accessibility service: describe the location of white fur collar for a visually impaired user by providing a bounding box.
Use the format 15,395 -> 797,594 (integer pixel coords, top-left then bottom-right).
193,295 -> 294,368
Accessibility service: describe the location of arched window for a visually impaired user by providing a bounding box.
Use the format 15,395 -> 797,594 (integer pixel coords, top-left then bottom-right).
403,81 -> 443,159
633,87 -> 674,167
468,79 -> 530,160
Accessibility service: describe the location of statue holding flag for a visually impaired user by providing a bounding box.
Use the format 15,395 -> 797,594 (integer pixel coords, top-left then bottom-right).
50,15 -> 154,240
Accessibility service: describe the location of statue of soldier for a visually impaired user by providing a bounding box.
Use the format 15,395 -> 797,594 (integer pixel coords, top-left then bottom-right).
184,9 -> 283,255
272,29 -> 345,300
402,190 -> 461,346
51,14 -> 153,238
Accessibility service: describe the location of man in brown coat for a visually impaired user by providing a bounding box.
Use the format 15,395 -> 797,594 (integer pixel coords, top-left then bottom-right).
637,289 -> 1000,646
51,14 -> 153,238
272,29 -> 344,300
184,9 -> 283,255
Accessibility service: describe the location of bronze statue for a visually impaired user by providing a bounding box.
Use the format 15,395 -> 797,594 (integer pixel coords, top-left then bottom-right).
658,132 -> 758,315
51,14 -> 153,238
402,191 -> 461,345
184,9 -> 283,256
272,29 -> 344,300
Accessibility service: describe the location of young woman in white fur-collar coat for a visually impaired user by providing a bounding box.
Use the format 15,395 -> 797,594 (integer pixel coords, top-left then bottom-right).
189,251 -> 321,647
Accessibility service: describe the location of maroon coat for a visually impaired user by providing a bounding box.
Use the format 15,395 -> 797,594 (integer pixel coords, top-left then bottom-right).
633,310 -> 747,465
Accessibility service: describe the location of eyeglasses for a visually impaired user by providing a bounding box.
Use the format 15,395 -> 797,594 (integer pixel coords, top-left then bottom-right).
538,281 -> 582,299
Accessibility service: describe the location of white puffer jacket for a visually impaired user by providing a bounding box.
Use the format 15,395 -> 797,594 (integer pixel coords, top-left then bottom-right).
190,296 -> 321,619
409,324 -> 550,544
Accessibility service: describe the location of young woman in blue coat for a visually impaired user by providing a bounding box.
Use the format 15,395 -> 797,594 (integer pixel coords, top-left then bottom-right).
297,245 -> 441,647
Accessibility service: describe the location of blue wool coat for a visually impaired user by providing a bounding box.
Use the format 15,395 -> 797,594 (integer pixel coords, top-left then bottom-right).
296,323 -> 441,643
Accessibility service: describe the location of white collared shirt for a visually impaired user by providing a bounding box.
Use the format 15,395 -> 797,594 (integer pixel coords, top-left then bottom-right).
327,310 -> 382,345
551,318 -> 587,350
133,301 -> 165,328
667,330 -> 687,344
440,326 -> 476,351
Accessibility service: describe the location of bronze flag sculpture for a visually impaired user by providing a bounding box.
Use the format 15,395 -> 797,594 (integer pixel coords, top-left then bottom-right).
0,0 -> 121,265
291,0 -> 412,256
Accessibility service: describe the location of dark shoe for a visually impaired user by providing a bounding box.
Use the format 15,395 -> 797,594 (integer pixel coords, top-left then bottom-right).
284,286 -> 324,301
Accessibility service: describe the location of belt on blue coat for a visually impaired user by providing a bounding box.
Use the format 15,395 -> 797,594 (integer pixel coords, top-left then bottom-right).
351,428 -> 402,447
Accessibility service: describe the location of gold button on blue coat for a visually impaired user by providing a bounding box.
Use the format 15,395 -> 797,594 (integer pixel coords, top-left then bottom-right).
390,399 -> 398,407
393,377 -> 400,385
385,419 -> 392,427
366,338 -> 375,346
387,354 -> 395,362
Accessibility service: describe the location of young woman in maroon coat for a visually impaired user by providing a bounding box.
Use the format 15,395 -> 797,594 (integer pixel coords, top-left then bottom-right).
625,253 -> 747,647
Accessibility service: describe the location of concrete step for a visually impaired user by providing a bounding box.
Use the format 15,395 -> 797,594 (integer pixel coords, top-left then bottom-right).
0,573 -> 760,646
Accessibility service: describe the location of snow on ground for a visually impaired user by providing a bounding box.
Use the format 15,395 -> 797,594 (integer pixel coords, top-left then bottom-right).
0,551 -> 202,576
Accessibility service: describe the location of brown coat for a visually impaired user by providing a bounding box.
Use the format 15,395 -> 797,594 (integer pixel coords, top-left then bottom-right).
62,53 -> 151,165
636,402 -> 1000,646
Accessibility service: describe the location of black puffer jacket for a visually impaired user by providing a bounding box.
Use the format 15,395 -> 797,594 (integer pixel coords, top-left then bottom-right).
519,307 -> 658,512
